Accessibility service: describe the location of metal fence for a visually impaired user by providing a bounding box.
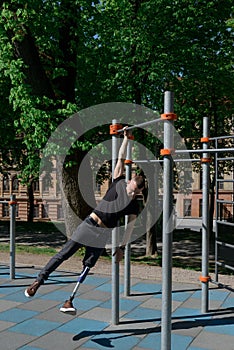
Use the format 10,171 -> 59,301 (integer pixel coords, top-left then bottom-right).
212,135 -> 234,280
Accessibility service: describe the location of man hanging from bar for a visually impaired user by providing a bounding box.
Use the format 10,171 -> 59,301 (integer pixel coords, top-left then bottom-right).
24,127 -> 145,313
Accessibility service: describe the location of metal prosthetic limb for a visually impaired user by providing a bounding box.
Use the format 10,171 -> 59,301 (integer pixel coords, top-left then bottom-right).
59,266 -> 90,315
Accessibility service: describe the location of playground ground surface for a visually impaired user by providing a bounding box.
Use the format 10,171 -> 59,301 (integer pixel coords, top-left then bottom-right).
0,218 -> 234,349
0,252 -> 234,350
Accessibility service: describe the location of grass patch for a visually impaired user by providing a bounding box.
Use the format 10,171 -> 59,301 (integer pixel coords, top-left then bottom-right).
0,243 -> 86,258
131,254 -> 162,266
1,221 -> 233,276
0,243 -> 57,255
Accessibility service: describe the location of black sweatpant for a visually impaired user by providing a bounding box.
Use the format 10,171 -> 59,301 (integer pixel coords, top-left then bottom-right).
37,217 -> 106,283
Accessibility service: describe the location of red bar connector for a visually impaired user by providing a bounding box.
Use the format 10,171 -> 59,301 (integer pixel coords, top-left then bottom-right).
110,123 -> 123,135
160,148 -> 175,156
161,113 -> 177,121
199,275 -> 211,283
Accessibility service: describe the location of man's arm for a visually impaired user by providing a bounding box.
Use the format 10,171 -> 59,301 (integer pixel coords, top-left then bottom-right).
113,127 -> 129,179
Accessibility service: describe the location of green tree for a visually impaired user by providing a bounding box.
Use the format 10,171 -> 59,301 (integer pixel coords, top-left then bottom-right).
0,0 -> 233,245
90,0 -> 233,251
0,0 -> 96,232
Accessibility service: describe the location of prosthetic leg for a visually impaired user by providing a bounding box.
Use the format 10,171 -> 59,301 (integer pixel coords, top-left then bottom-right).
59,266 -> 90,315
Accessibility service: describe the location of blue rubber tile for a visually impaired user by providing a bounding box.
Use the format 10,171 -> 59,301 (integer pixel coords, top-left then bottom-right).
172,291 -> 193,302
3,290 -> 35,302
188,347 -> 211,350
0,308 -> 38,322
123,306 -> 161,322
58,317 -> 109,334
192,289 -> 229,301
137,333 -> 163,349
209,289 -> 230,301
0,285 -> 24,295
48,276 -> 77,284
100,298 -> 141,311
0,273 -> 10,278
221,296 -> 234,308
9,318 -> 61,336
18,346 -> 44,350
191,290 -> 202,299
131,282 -> 162,293
82,331 -> 140,349
84,276 -> 111,286
172,308 -> 212,321
95,283 -> 124,293
204,319 -> 234,336
70,298 -> 102,311
172,334 -> 194,349
39,290 -> 71,301
138,333 -> 193,350
0,266 -> 8,271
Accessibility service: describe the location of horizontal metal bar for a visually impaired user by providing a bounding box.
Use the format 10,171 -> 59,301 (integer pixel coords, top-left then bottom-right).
175,148 -> 234,154
133,158 -> 200,163
216,220 -> 234,227
173,158 -> 201,162
210,135 -> 234,141
117,118 -> 163,132
0,201 -> 9,204
210,279 -> 234,290
216,241 -> 234,249
216,261 -> 234,271
216,179 -> 234,182
216,199 -> 234,204
216,157 -> 234,161
133,159 -> 162,163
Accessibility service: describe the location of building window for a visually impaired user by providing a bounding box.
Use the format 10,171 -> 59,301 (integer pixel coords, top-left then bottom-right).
2,203 -> 9,217
42,204 -> 49,218
95,183 -> 101,195
3,175 -> 9,191
42,178 -> 50,192
218,172 -> 224,190
56,181 -> 61,195
33,204 -> 39,218
184,199 -> 192,217
33,180 -> 40,192
12,176 -> 19,191
57,204 -> 64,220
199,199 -> 202,217
15,204 -> 19,217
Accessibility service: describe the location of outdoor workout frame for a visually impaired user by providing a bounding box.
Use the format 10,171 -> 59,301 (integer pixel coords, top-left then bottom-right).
110,91 -> 234,350
111,91 -> 176,350
212,135 -> 234,281
0,194 -> 16,279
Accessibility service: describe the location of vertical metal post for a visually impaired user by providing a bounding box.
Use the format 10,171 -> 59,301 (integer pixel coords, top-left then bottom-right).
214,138 -> 219,282
10,194 -> 16,279
161,91 -> 174,350
201,116 -> 210,313
124,140 -> 132,296
111,119 -> 120,325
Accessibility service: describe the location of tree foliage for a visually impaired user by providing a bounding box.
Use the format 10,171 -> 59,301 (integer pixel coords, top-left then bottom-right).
0,0 -> 233,238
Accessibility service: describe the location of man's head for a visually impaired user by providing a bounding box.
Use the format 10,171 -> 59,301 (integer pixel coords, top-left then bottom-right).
126,175 -> 145,198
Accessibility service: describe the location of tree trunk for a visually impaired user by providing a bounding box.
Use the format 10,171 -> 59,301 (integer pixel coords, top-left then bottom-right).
56,149 -> 96,239
146,221 -> 158,256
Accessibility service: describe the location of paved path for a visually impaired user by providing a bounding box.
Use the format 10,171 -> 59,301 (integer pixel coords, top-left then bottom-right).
0,264 -> 234,350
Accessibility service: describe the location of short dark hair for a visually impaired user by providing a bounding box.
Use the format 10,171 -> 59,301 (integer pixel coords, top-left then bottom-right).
132,175 -> 145,189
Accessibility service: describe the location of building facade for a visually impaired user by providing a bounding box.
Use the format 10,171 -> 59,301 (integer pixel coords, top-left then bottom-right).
0,168 -> 233,222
